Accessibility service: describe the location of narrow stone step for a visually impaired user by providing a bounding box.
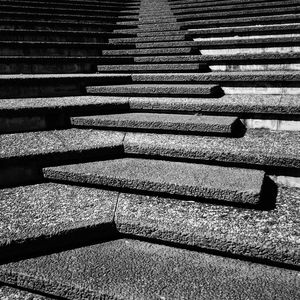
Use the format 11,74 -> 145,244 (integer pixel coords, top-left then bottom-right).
71,113 -> 244,136
1,239 -> 298,299
135,41 -> 195,48
0,95 -> 129,133
123,129 -> 300,169
128,94 -> 300,118
0,129 -> 124,187
97,63 -> 208,73
117,18 -> 177,25
86,84 -> 222,97
0,183 -> 118,261
102,47 -> 196,56
109,35 -> 186,43
0,74 -> 131,98
114,26 -> 184,34
136,30 -> 188,37
43,158 -> 266,205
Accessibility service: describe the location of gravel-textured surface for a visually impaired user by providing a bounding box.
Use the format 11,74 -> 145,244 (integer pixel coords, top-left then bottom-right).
102,47 -> 194,55
0,183 -> 118,259
128,95 -> 300,116
87,84 -> 220,96
71,113 -> 242,135
124,129 -> 300,169
116,185 -> 300,267
0,239 -> 299,300
131,71 -> 300,82
0,96 -> 129,115
43,158 -> 265,205
0,129 -> 124,161
0,284 -> 51,300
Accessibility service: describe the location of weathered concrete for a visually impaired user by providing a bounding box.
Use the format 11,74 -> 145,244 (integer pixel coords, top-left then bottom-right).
0,239 -> 299,300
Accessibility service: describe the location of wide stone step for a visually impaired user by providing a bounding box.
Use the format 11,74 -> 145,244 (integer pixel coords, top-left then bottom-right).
180,13 -> 300,29
131,71 -> 300,85
0,74 -> 131,98
0,29 -> 132,43
43,158 -> 266,205
97,63 -> 208,73
0,183 -> 118,261
86,84 -> 222,97
102,47 -> 196,56
136,30 -> 188,37
171,0 -> 298,12
187,24 -> 300,38
0,95 -> 129,133
123,129 -> 300,169
135,41 -> 195,48
1,239 -> 298,299
0,129 -> 124,187
128,94 -> 300,118
114,26 -> 184,34
175,6 -> 300,21
71,113 -> 244,136
117,18 -> 177,26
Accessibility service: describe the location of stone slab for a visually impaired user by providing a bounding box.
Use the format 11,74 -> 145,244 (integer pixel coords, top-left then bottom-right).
43,158 -> 266,205
116,184 -> 300,267
86,84 -> 220,96
102,47 -> 194,55
0,239 -> 299,300
0,183 -> 118,261
128,95 -> 300,116
71,112 -> 242,135
123,129 -> 300,169
0,129 -> 125,161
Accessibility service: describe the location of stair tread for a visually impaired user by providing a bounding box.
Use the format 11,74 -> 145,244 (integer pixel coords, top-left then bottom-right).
71,112 -> 242,135
103,47 -> 194,55
124,129 -> 300,169
0,183 -> 118,259
0,238 -> 298,300
116,184 -> 300,267
131,71 -> 300,82
0,129 -> 124,161
43,157 -> 265,205
128,94 -> 300,116
86,84 -> 220,96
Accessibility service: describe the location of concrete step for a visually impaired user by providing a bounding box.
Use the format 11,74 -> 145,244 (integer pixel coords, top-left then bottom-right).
0,74 -> 131,98
0,19 -> 126,31
135,41 -> 195,48
114,26 -> 184,34
115,185 -> 300,267
102,47 -> 197,56
0,182 -> 118,261
0,238 -> 298,299
109,35 -> 187,43
86,84 -> 222,97
171,0 -> 299,12
0,95 -> 129,133
71,113 -> 244,136
180,14 -> 300,29
0,41 -> 133,57
0,29 -> 133,43
97,63 -> 209,73
175,6 -> 300,21
0,129 -> 124,187
123,129 -> 300,170
187,24 -> 300,38
117,18 -> 177,26
128,94 -> 300,118
43,158 -> 266,205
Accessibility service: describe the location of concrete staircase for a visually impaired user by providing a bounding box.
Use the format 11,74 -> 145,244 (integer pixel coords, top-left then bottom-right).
0,0 -> 299,299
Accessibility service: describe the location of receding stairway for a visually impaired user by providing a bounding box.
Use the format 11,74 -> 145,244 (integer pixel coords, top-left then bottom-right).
0,0 -> 299,299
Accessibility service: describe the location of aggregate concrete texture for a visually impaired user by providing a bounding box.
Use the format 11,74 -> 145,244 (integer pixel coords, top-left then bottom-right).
0,239 -> 299,300
43,158 -> 265,205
